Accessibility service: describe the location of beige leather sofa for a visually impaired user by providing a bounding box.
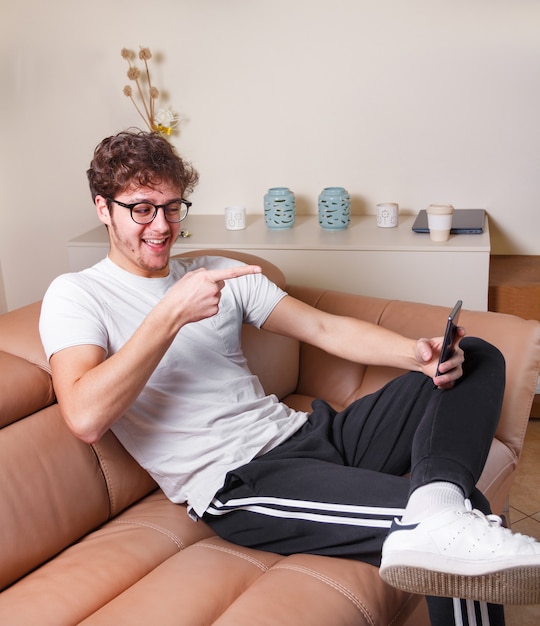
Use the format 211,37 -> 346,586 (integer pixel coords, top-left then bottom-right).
1,250 -> 539,626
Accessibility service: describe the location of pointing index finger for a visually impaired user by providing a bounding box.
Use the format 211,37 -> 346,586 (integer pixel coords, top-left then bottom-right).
209,265 -> 262,282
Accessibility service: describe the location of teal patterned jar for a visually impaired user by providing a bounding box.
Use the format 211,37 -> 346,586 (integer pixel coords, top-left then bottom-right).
264,187 -> 296,229
318,187 -> 351,230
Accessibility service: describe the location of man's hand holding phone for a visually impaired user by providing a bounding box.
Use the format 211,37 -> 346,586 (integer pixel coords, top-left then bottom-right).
414,300 -> 464,388
434,300 -> 464,388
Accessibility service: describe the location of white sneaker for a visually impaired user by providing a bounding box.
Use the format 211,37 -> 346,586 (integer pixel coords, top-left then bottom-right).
379,499 -> 540,605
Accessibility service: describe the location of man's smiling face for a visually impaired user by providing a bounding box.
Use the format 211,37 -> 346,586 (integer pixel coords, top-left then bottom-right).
96,181 -> 183,278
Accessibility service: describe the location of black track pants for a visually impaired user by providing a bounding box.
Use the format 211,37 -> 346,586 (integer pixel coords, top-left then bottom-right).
204,337 -> 506,625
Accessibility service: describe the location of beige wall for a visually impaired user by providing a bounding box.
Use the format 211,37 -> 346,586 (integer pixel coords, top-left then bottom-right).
1,0 -> 539,310
0,259 -> 6,314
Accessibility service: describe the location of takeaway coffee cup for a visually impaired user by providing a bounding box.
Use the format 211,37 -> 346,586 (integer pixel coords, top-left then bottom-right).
426,204 -> 454,241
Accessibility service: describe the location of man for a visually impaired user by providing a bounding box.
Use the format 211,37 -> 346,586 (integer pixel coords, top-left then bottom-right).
40,131 -> 540,626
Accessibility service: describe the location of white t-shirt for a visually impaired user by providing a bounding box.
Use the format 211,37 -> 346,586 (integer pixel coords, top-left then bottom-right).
39,255 -> 309,516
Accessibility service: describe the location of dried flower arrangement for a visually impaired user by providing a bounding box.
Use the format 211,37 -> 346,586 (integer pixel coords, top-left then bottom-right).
121,47 -> 178,136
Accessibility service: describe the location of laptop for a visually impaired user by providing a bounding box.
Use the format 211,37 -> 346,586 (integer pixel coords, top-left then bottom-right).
412,209 -> 486,234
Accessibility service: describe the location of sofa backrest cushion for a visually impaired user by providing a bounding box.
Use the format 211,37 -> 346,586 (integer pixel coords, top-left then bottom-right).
0,405 -> 110,590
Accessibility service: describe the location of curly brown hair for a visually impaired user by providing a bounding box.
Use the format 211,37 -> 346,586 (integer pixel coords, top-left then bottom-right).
87,130 -> 199,201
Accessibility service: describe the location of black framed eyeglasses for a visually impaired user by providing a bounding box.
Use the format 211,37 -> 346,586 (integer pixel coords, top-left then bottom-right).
107,198 -> 192,224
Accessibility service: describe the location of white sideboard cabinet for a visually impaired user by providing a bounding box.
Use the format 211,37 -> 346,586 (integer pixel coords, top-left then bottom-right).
67,214 -> 491,310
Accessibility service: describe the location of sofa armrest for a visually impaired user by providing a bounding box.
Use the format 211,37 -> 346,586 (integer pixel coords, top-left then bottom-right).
0,301 -> 49,372
0,351 -> 54,427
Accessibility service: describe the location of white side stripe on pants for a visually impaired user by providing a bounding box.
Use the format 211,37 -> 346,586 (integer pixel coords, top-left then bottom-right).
453,597 -> 491,626
207,495 -> 405,529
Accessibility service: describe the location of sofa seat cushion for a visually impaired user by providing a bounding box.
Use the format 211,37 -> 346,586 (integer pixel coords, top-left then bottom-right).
72,534 -> 419,626
77,536 -> 418,626
1,475 -> 419,625
0,492 -> 215,625
213,553 -> 418,626
78,536 -> 283,626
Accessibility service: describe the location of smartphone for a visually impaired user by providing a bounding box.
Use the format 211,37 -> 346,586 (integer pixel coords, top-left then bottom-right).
435,300 -> 462,377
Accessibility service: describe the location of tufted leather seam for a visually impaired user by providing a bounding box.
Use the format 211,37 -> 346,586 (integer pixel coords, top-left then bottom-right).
272,563 -> 375,625
90,442 -> 115,518
195,541 -> 271,573
109,519 -> 185,550
32,359 -> 52,375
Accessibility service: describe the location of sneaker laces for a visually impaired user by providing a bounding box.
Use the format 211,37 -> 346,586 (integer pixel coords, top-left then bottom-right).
459,499 -> 538,547
460,499 -> 503,526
